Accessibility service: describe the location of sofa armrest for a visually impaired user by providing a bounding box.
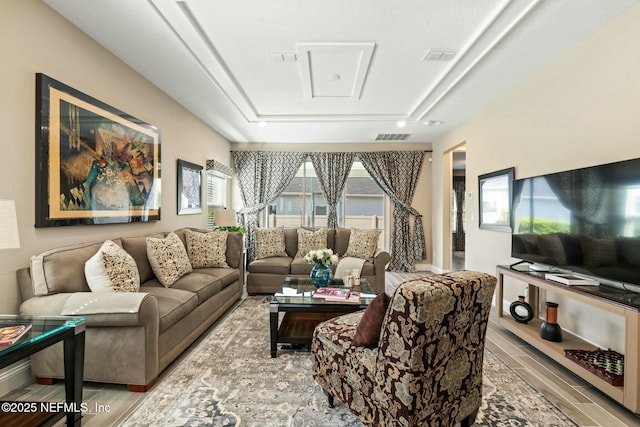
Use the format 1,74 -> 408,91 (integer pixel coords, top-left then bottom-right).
372,250 -> 390,291
20,292 -> 159,328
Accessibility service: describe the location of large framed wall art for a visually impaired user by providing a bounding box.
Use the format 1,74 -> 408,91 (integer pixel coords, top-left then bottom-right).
35,73 -> 161,227
177,159 -> 203,215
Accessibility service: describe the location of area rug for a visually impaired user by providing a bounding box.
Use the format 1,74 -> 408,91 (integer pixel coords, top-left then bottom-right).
120,297 -> 577,426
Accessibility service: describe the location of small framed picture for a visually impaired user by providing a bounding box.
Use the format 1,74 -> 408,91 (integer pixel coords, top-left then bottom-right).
177,159 -> 203,215
478,167 -> 514,232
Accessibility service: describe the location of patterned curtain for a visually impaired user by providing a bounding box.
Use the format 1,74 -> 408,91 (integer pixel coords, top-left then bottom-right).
358,151 -> 426,272
453,177 -> 465,251
309,152 -> 355,228
232,151 -> 307,261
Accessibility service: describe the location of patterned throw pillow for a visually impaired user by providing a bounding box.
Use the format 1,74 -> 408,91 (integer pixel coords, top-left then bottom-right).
344,228 -> 381,260
85,240 -> 140,292
186,229 -> 229,268
296,228 -> 328,258
254,227 -> 288,259
146,232 -> 193,287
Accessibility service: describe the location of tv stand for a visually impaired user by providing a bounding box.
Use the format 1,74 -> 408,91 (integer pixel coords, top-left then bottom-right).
496,265 -> 640,413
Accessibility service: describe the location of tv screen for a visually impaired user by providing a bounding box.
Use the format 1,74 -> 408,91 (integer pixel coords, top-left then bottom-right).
511,157 -> 640,290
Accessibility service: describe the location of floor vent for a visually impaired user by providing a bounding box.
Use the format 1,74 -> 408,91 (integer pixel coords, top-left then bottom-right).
375,133 -> 410,141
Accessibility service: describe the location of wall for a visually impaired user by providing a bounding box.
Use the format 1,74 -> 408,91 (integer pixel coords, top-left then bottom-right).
0,1 -> 231,314
431,3 -> 640,350
230,142 -> 433,268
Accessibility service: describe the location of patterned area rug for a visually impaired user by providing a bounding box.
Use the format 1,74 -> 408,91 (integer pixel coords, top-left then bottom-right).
120,297 -> 577,426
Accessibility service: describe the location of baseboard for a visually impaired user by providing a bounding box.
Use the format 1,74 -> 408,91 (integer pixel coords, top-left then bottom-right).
415,263 -> 432,272
430,266 -> 449,274
0,361 -> 32,397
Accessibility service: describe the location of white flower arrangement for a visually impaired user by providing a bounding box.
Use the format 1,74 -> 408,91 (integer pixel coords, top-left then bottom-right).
303,248 -> 339,266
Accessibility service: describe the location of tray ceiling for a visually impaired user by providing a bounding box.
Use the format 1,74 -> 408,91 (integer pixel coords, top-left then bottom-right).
43,0 -> 639,143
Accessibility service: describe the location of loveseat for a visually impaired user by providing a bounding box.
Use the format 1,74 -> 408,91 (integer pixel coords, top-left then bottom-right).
16,228 -> 243,391
246,227 -> 390,295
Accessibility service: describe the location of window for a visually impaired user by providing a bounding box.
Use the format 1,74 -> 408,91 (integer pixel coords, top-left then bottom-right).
205,160 -> 232,230
269,158 -> 387,247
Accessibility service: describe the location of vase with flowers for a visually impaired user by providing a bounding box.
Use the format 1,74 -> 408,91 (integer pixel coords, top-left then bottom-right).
304,248 -> 339,288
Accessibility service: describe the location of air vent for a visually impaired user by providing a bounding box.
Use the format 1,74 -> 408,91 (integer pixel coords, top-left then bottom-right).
375,133 -> 410,141
423,49 -> 456,61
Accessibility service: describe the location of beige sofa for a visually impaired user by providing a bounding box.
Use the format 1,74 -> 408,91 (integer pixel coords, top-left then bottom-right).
246,228 -> 390,295
16,228 -> 243,392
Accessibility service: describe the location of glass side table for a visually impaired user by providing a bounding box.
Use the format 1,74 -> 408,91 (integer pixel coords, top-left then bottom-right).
0,315 -> 86,426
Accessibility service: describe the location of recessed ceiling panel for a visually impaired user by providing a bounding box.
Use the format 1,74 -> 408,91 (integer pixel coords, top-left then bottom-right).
297,43 -> 375,99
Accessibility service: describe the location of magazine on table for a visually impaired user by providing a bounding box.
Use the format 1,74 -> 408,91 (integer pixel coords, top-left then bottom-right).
313,287 -> 361,303
0,324 -> 32,346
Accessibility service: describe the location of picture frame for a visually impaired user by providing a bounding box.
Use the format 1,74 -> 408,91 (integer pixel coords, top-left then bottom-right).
177,159 -> 203,215
478,167 -> 514,232
35,73 -> 161,227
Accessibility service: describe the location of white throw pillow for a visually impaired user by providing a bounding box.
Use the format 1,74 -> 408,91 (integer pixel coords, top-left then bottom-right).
85,240 -> 140,292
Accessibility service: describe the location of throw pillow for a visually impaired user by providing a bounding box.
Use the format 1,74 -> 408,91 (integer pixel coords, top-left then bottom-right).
344,228 -> 381,260
254,227 -> 288,259
296,228 -> 328,258
353,292 -> 391,347
85,240 -> 140,292
146,232 -> 193,287
185,229 -> 229,268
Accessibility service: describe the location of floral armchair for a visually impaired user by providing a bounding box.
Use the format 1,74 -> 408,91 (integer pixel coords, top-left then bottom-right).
311,271 -> 497,427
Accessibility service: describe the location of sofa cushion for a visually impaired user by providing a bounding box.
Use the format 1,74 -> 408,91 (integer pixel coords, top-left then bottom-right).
618,237 -> 640,266
138,286 -> 198,333
296,228 -> 328,258
85,240 -> 140,293
185,229 -> 229,268
353,292 -> 390,347
195,267 -> 239,288
255,227 -> 288,259
248,257 -> 292,275
344,229 -> 381,260
290,257 -> 314,275
170,272 -> 221,304
121,233 -> 164,283
334,228 -> 351,257
30,240 -> 121,296
147,232 -> 193,287
284,228 -> 298,258
538,234 -> 567,266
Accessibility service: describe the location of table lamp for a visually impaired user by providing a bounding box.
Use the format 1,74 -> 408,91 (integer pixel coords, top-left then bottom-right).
214,208 -> 237,227
0,199 -> 20,249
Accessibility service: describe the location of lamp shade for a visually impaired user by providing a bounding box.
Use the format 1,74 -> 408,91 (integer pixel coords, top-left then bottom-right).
0,199 -> 20,249
214,208 -> 237,226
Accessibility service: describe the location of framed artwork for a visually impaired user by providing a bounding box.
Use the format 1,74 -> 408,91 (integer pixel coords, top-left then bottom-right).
478,167 -> 514,232
35,73 -> 161,227
177,159 -> 203,215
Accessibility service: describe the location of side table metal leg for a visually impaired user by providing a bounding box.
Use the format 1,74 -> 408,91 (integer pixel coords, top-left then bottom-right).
270,306 -> 278,358
64,331 -> 85,426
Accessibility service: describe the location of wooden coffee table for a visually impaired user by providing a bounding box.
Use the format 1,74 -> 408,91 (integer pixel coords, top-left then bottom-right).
270,277 -> 375,357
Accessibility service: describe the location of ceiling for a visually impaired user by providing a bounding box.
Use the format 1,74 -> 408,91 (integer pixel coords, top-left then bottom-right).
44,0 -> 638,144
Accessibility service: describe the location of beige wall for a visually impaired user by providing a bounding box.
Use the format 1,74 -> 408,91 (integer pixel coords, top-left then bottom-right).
432,4 -> 640,350
0,1 -> 231,313
230,143 -> 433,268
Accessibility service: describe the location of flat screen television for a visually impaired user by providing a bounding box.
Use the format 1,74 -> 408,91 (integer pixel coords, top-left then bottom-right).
511,157 -> 640,292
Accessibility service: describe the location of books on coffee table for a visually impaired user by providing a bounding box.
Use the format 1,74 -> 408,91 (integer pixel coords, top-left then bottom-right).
0,324 -> 32,346
313,287 -> 361,303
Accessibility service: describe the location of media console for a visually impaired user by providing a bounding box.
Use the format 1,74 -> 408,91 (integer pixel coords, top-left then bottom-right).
495,265 -> 640,413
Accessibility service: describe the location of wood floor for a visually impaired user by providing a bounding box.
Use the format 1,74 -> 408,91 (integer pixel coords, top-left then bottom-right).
2,271 -> 640,426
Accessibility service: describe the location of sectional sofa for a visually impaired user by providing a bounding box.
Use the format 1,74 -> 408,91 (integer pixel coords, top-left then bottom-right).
16,228 -> 243,391
246,227 -> 390,295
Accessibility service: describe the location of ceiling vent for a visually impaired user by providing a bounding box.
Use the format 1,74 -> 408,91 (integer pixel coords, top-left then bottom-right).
423,49 -> 456,61
375,133 -> 410,141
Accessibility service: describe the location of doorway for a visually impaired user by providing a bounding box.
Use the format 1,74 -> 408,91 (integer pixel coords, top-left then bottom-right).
451,147 -> 466,270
